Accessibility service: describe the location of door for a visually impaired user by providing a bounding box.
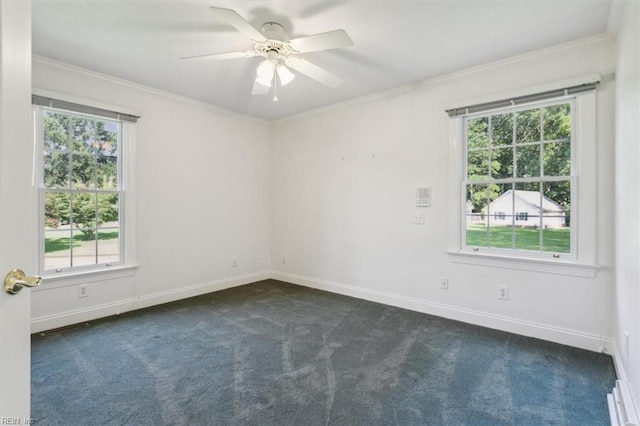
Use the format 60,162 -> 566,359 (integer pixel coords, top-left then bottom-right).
0,0 -> 34,419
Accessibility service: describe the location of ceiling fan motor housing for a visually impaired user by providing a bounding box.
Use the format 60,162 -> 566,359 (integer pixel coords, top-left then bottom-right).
255,23 -> 297,60
260,22 -> 287,41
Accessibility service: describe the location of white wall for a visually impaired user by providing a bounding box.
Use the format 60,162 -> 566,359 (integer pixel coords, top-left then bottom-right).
614,0 -> 640,412
271,37 -> 616,352
30,35 -> 618,356
31,57 -> 272,331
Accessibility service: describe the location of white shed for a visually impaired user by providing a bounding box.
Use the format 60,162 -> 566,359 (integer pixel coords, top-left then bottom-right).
482,190 -> 566,229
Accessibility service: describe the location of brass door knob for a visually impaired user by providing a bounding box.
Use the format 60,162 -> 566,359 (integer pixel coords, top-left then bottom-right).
4,268 -> 41,295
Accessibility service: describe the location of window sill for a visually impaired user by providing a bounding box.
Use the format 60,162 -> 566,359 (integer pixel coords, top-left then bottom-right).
36,264 -> 139,290
446,251 -> 599,278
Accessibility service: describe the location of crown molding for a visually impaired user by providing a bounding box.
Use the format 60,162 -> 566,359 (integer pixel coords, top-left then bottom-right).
607,0 -> 625,41
32,55 -> 271,127
274,32 -> 614,124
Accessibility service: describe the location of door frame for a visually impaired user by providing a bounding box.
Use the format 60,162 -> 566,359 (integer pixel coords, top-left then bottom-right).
0,0 -> 34,419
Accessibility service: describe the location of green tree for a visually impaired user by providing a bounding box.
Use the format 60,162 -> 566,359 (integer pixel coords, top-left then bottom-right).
43,112 -> 119,237
71,193 -> 118,238
466,104 -> 571,215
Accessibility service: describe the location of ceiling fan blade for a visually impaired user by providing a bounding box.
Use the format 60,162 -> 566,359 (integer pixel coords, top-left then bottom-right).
210,7 -> 267,42
288,30 -> 353,53
285,57 -> 343,88
181,50 -> 256,61
251,79 -> 271,95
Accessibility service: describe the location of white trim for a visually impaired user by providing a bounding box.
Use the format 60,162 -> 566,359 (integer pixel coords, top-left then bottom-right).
607,1 -> 625,41
30,270 -> 271,333
34,264 -> 138,289
33,56 -> 270,126
270,271 -> 611,353
446,251 -> 599,278
608,379 -> 640,426
122,121 -> 136,266
611,344 -> 640,422
32,87 -> 141,118
31,269 -> 612,352
275,33 -> 613,124
448,117 -> 463,252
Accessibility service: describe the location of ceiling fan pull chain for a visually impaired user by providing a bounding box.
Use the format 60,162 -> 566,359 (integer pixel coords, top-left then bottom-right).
273,74 -> 279,102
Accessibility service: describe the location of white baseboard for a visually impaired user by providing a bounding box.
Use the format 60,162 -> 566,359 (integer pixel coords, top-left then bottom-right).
270,270 -> 612,353
30,270 -> 271,334
610,344 -> 640,425
31,268 -> 612,354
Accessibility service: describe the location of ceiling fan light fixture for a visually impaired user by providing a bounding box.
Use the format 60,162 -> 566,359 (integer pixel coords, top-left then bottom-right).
276,64 -> 295,86
256,60 -> 275,87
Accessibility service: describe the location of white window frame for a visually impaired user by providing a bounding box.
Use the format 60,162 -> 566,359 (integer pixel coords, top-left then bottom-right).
34,90 -> 138,280
447,89 -> 599,278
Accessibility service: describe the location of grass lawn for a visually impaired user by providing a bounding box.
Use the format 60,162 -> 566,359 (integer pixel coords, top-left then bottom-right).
45,230 -> 118,253
466,225 -> 570,253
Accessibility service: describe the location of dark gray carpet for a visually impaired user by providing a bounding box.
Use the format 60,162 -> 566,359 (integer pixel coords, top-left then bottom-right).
31,279 -> 615,425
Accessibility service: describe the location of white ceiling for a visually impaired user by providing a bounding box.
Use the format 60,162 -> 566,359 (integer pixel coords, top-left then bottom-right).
32,1 -> 612,121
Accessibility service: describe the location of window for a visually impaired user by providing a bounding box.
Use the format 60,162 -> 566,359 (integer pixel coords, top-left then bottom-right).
34,93 -> 138,275
37,107 -> 122,273
464,100 -> 573,255
447,79 -> 598,275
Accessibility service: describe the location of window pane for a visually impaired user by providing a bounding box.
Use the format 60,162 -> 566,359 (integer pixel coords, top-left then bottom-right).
542,226 -> 570,253
71,117 -> 98,155
44,229 -> 72,271
96,155 -> 117,190
543,180 -> 571,218
491,147 -> 513,179
466,184 -> 490,248
514,183 -> 541,251
489,223 -> 514,249
515,144 -> 541,178
71,154 -> 96,190
71,193 -> 97,233
72,230 -> 97,267
543,141 -> 570,177
44,152 -> 70,189
44,112 -> 69,153
97,193 -> 119,228
490,113 -> 513,146
467,117 -> 489,149
98,227 -> 119,265
543,103 -> 571,141
44,192 -> 71,228
542,180 -> 570,253
488,183 -> 515,249
515,108 -> 541,143
467,150 -> 490,180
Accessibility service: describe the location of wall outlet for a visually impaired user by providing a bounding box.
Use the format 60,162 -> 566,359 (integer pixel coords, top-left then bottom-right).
78,284 -> 88,298
498,285 -> 509,300
282,253 -> 288,264
440,277 -> 449,290
232,257 -> 238,268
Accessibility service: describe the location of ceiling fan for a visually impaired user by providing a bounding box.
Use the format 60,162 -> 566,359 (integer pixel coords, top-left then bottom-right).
183,7 -> 353,99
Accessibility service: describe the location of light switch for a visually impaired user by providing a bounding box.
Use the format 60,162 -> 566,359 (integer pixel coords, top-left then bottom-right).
413,211 -> 425,224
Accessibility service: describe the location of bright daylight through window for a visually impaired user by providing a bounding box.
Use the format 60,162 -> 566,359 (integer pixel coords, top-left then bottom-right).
38,107 -> 122,272
463,100 -> 573,256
